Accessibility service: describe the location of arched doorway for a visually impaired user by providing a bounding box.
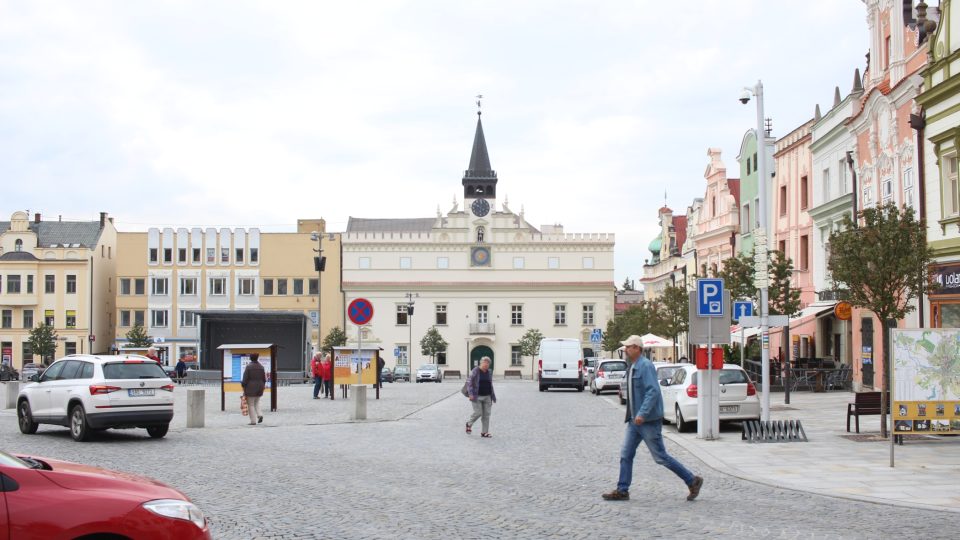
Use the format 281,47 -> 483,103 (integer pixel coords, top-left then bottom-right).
470,345 -> 494,371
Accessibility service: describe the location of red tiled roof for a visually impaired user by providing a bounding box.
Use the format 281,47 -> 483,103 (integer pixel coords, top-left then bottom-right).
727,178 -> 741,208
672,215 -> 687,252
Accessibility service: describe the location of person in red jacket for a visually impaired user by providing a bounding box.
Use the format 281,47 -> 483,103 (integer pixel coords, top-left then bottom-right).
311,353 -> 324,399
321,354 -> 333,399
145,347 -> 161,364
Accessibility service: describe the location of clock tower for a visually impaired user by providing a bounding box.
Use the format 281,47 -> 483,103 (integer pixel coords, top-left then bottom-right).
462,112 -> 497,208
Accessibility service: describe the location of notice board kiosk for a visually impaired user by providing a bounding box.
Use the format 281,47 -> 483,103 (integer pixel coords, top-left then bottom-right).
218,343 -> 278,412
332,346 -> 380,399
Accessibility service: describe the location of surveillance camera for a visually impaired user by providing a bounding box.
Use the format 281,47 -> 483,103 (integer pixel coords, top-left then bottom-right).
739,90 -> 751,104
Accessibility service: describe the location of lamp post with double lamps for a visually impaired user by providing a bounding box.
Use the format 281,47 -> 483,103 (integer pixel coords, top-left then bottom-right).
405,292 -> 418,376
310,231 -> 326,385
740,80 -> 772,421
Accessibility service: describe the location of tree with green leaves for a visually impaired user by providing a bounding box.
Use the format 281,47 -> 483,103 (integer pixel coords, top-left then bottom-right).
828,203 -> 934,438
621,277 -> 635,291
420,327 -> 448,362
717,252 -> 757,303
603,302 -> 661,352
767,249 -> 803,402
321,326 -> 348,353
518,328 -> 544,378
125,322 -> 152,348
659,284 -> 690,360
28,323 -> 58,365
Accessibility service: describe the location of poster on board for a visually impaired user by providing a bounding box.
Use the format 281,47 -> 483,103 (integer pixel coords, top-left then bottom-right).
892,329 -> 960,434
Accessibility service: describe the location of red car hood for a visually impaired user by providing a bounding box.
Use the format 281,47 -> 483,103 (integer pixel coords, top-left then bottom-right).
28,455 -> 186,499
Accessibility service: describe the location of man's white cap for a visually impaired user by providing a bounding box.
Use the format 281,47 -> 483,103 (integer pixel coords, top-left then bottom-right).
620,335 -> 643,347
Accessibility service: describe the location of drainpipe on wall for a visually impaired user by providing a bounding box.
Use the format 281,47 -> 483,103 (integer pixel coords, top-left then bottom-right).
910,111 -> 927,327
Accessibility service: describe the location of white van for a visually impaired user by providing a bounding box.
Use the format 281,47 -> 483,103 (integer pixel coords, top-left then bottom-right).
537,338 -> 584,392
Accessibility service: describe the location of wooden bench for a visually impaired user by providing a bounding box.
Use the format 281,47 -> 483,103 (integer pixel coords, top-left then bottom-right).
846,391 -> 886,433
503,369 -> 523,379
443,370 -> 462,379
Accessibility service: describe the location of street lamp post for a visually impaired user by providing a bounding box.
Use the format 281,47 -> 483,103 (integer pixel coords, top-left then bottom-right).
741,80 -> 772,422
310,231 -> 326,393
405,292 -> 418,375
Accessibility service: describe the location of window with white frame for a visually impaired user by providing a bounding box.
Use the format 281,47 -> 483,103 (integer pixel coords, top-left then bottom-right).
120,310 -> 131,327
263,279 -> 273,295
513,257 -> 524,269
400,257 -> 411,269
220,248 -> 229,263
903,168 -> 914,207
293,279 -> 304,295
511,345 -> 522,366
192,248 -> 201,263
944,155 -> 959,217
209,277 -> 226,296
582,257 -> 594,269
239,277 -> 256,296
881,177 -> 893,204
151,277 -> 168,296
134,310 -> 145,326
839,159 -> 848,194
277,279 -> 288,295
359,257 -> 371,269
178,248 -> 187,263
180,310 -> 196,328
477,304 -> 488,324
582,304 -> 595,325
206,248 -> 215,264
180,277 -> 197,296
397,344 -> 409,365
66,275 -> 76,294
250,248 -> 259,263
151,309 -> 168,328
742,204 -> 751,233
396,305 -> 409,325
437,257 -> 449,269
554,304 -> 566,325
235,248 -> 244,264
511,304 -> 523,325
163,248 -> 172,263
149,248 -> 158,263
822,168 -> 831,204
435,304 -> 447,325
548,257 -> 559,269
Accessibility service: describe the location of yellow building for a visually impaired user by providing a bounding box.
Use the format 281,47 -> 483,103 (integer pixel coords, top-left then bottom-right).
0,211 -> 117,368
114,221 -> 342,367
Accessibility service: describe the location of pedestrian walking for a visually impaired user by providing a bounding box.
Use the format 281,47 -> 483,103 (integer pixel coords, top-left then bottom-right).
311,352 -> 324,399
241,353 -> 266,425
465,356 -> 496,438
175,357 -> 187,385
321,353 -> 333,399
602,335 -> 703,502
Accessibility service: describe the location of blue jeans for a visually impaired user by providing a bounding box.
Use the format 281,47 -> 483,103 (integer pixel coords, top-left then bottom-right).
313,376 -> 323,398
617,419 -> 694,492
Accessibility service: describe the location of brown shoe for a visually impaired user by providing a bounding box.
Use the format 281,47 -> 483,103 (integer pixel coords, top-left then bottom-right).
687,476 -> 703,501
601,489 -> 629,501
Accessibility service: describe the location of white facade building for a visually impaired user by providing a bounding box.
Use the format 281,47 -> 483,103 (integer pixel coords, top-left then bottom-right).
341,114 -> 616,376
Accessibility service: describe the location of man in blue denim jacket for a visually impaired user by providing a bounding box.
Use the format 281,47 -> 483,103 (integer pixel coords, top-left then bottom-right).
602,335 -> 703,501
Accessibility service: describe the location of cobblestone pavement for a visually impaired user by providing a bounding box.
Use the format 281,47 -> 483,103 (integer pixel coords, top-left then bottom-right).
2,380 -> 958,539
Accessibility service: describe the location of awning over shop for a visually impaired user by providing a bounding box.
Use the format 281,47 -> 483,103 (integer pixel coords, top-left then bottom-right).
788,301 -> 838,330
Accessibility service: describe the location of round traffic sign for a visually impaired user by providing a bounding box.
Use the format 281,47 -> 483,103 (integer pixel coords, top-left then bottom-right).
348,298 -> 374,325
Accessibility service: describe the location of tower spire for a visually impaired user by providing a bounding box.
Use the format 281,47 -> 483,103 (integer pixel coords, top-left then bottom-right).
462,100 -> 497,199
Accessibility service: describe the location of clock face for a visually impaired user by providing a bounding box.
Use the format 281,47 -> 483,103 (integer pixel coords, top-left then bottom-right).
471,246 -> 491,267
471,198 -> 490,217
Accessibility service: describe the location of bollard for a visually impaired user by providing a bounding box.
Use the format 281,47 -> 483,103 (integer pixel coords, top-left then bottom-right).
351,384 -> 367,420
186,388 -> 205,428
4,381 -> 19,409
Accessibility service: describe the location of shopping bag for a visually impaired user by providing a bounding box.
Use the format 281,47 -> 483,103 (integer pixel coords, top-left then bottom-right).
241,394 -> 249,416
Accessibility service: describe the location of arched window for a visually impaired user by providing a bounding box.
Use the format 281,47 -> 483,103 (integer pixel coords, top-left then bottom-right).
14,239 -> 23,252
477,226 -> 485,243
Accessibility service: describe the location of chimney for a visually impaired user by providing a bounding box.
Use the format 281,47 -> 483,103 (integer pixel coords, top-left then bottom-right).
34,213 -> 40,224
100,212 -> 107,228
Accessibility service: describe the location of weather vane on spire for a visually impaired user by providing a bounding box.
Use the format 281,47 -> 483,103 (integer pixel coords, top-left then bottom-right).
476,94 -> 483,116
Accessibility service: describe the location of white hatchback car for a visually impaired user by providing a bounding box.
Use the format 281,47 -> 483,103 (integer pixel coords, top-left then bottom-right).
17,354 -> 175,442
590,360 -> 628,395
660,363 -> 761,432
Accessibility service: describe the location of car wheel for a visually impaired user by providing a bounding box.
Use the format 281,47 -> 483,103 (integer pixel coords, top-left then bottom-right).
675,406 -> 693,433
70,404 -> 90,442
17,401 -> 38,434
147,424 -> 169,439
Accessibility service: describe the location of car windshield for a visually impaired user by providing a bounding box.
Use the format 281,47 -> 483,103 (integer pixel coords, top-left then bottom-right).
102,362 -> 168,379
692,369 -> 749,385
657,366 -> 681,379
599,361 -> 628,372
419,365 -> 436,370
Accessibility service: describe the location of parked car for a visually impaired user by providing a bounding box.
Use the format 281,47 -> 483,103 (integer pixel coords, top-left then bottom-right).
20,362 -> 43,382
589,359 -> 628,395
17,354 -> 175,442
537,338 -> 584,392
381,367 -> 395,383
660,363 -> 761,432
619,362 -> 684,404
416,364 -> 442,383
0,449 -> 210,538
393,365 -> 411,382
0,363 -> 19,381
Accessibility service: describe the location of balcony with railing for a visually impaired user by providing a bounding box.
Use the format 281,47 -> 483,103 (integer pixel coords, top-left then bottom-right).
469,323 -> 496,335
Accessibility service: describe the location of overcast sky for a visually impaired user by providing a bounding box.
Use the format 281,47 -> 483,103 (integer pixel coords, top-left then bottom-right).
1,0 -> 869,285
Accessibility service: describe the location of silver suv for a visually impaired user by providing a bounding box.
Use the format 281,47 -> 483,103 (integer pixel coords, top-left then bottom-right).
17,354 -> 175,441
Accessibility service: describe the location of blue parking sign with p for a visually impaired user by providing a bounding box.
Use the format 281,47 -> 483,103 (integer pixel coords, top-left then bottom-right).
697,278 -> 725,317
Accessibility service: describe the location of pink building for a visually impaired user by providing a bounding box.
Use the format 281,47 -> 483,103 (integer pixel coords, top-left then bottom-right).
768,119 -> 819,360
691,149 -> 740,277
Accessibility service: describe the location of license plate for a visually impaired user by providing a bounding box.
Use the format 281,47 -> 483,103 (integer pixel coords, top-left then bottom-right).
719,405 -> 738,413
128,388 -> 155,397
610,373 -> 623,379
544,370 -> 558,375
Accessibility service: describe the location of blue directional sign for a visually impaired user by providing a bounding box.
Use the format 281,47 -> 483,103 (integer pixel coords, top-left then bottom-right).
732,301 -> 753,320
590,328 -> 603,343
696,278 -> 725,317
